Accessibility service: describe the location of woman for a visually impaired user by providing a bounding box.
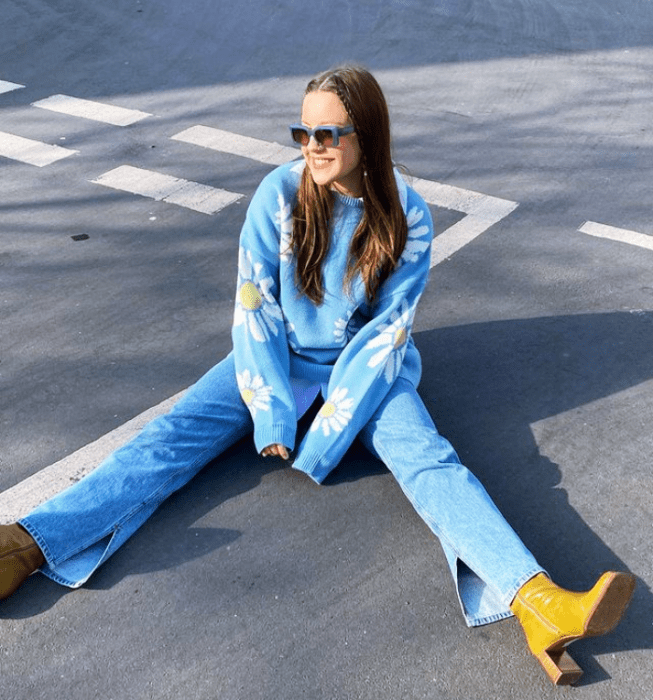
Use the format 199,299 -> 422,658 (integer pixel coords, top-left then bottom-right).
0,65 -> 634,685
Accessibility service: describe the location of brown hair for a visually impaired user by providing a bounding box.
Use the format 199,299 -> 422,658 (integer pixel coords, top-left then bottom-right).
292,65 -> 408,305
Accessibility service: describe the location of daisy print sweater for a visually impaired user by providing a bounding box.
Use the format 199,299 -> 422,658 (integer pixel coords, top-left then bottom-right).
232,160 -> 433,483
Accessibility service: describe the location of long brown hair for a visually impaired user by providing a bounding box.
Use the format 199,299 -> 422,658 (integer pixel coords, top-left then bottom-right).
292,65 -> 408,305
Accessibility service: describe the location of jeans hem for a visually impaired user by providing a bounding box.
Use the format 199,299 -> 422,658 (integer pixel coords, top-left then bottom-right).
37,568 -> 87,589
465,609 -> 514,627
19,516 -> 115,588
461,567 -> 547,627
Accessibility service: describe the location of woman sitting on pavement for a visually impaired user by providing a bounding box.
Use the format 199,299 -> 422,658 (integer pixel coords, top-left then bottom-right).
0,64 -> 635,686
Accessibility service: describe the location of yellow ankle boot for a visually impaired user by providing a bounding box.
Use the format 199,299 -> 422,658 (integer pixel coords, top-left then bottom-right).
510,571 -> 635,685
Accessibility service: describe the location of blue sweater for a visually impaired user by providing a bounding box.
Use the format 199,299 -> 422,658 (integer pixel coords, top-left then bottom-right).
231,160 -> 433,483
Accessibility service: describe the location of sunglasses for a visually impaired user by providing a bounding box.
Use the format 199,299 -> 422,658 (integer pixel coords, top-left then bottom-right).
289,124 -> 355,148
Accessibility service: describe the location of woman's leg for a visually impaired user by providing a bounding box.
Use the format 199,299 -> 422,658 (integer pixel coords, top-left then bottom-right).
18,352 -> 253,589
358,378 -> 544,627
360,379 -> 636,684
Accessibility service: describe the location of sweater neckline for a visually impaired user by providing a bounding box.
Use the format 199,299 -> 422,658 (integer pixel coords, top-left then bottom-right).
332,190 -> 364,208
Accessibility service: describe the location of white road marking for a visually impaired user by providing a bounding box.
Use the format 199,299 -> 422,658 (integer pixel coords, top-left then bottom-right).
411,178 -> 518,267
91,165 -> 243,214
0,130 -> 78,166
32,94 -> 152,126
579,221 -> 653,252
172,125 -> 298,165
0,79 -> 25,94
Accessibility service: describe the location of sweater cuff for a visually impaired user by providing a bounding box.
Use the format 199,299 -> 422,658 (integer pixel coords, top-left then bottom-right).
254,423 -> 296,455
291,449 -> 334,485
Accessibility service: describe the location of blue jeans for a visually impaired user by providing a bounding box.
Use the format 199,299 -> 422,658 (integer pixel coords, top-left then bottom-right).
20,354 -> 543,627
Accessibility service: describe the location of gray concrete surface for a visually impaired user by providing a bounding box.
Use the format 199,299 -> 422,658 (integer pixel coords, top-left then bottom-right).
1,1 -> 652,698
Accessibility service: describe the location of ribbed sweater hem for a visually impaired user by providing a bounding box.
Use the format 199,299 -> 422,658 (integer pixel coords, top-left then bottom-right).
291,449 -> 334,485
254,423 -> 296,455
289,354 -> 334,384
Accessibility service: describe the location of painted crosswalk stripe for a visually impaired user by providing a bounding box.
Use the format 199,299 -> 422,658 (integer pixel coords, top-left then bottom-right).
579,221 -> 653,253
32,94 -> 152,126
91,165 -> 243,214
411,178 -> 519,267
0,130 -> 78,166
0,79 -> 25,95
172,125 -> 298,165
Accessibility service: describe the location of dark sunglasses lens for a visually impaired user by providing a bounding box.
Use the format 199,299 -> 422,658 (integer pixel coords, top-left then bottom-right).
291,127 -> 310,145
314,128 -> 334,146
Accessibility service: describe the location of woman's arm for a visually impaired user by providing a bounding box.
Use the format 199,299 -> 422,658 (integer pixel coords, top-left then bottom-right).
231,168 -> 299,455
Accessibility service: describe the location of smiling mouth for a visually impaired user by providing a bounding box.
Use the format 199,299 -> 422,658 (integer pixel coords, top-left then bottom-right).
310,157 -> 333,167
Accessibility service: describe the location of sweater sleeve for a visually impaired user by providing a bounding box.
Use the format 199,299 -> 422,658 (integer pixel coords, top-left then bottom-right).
292,195 -> 434,483
231,171 -> 297,454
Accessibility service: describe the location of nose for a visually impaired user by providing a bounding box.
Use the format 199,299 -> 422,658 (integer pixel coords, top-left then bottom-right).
306,134 -> 324,150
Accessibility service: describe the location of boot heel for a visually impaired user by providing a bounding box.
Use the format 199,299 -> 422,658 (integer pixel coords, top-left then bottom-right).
537,649 -> 583,686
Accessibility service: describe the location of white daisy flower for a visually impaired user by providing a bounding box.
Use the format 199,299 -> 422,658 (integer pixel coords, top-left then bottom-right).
275,193 -> 293,263
400,206 -> 431,265
333,309 -> 366,345
233,247 -> 283,343
285,319 -> 300,352
333,317 -> 348,344
311,387 -> 354,437
236,369 -> 273,417
365,299 -> 415,384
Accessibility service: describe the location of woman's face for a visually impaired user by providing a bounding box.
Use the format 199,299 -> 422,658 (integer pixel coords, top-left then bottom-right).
300,90 -> 363,198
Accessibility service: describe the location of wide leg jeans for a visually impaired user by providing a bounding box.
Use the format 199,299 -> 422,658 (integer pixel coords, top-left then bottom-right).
20,355 -> 543,626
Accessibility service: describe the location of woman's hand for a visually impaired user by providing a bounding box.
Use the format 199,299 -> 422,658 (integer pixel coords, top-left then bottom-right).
260,443 -> 290,460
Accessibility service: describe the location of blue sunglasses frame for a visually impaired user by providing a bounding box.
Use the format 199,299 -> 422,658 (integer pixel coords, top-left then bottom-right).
289,124 -> 355,147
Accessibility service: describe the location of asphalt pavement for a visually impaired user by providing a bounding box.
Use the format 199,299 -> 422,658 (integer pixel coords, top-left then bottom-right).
1,1 -> 652,698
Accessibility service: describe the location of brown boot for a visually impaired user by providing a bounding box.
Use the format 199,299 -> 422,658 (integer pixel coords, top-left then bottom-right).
510,572 -> 635,685
0,523 -> 46,600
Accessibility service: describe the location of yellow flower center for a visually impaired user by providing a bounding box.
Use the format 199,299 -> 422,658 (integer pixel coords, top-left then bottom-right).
239,281 -> 262,310
241,389 -> 255,405
393,327 -> 407,349
319,401 -> 337,418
